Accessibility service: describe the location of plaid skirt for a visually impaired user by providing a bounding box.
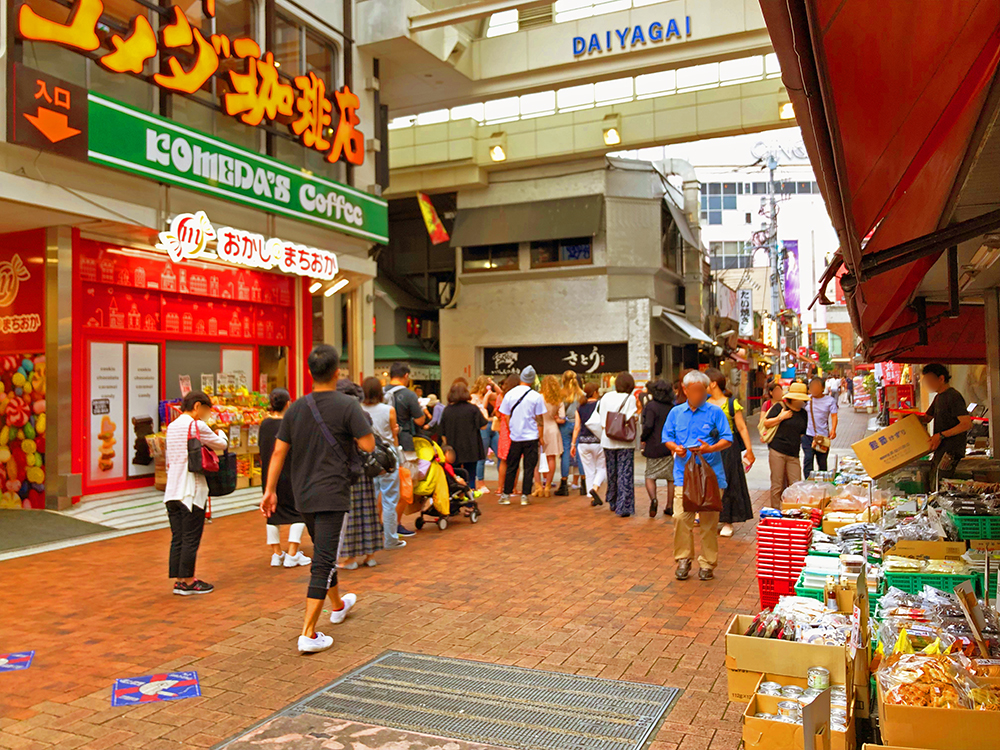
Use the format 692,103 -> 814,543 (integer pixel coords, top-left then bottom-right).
339,476 -> 384,558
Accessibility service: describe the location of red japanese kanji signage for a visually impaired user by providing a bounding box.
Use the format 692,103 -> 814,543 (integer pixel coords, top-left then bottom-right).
0,230 -> 46,354
11,64 -> 88,160
16,0 -> 364,166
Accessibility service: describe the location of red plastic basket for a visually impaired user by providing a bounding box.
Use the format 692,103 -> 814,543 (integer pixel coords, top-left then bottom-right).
758,575 -> 796,610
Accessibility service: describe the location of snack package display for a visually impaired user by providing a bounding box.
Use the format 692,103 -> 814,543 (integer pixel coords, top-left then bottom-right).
878,653 -> 976,709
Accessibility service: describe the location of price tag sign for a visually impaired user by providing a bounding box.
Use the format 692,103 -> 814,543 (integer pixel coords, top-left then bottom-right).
972,540 -> 1000,551
849,605 -> 861,659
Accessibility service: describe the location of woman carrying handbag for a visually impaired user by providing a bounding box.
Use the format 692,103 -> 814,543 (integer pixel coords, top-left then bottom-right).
588,372 -> 640,517
163,391 -> 228,596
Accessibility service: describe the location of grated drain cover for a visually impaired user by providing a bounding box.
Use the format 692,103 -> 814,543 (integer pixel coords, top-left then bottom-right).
220,651 -> 680,750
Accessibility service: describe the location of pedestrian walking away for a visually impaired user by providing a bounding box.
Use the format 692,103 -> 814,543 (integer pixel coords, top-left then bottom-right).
589,372 -> 640,517
803,376 -> 838,479
558,371 -> 584,496
383,362 -> 428,461
762,382 -> 810,508
163,390 -> 229,596
440,380 -> 488,489
572,383 -> 606,506
640,379 -> 674,518
261,344 -> 375,654
337,378 -> 384,569
493,374 -> 521,496
662,370 -> 733,581
471,376 -> 498,489
537,375 -> 566,498
260,388 -> 311,568
498,366 -> 547,506
361,377 -> 411,549
705,368 -> 755,537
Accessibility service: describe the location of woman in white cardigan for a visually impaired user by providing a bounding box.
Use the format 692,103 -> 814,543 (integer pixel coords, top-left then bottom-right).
163,390 -> 228,596
588,372 -> 640,517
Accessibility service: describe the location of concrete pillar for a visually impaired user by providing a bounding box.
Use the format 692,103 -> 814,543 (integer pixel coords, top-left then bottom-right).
45,226 -> 79,510
345,281 -> 375,382
627,298 -> 652,382
985,288 -> 1000,457
321,292 -> 342,352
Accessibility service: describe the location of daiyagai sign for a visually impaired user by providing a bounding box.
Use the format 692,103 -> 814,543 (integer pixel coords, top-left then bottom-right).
573,16 -> 691,56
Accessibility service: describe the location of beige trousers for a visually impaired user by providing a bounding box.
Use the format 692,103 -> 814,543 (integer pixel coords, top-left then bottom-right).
768,450 -> 801,508
672,486 -> 719,570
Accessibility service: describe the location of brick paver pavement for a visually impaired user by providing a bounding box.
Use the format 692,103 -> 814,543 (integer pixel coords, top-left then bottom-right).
0,481 -> 769,750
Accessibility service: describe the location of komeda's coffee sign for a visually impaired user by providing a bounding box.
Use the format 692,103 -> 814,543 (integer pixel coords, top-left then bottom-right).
17,0 -> 365,166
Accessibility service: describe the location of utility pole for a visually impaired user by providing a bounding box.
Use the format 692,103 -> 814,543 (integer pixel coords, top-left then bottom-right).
766,153 -> 785,374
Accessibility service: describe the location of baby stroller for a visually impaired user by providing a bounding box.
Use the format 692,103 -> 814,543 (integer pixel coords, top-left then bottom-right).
411,436 -> 482,530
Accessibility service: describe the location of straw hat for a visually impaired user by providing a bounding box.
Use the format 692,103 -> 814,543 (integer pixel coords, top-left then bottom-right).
783,382 -> 811,401
426,394 -> 440,407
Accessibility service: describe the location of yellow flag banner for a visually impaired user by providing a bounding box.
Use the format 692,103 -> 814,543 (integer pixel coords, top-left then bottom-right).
417,192 -> 450,245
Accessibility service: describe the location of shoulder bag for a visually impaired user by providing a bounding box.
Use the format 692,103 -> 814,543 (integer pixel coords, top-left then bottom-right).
810,398 -> 831,453
187,418 -> 219,474
757,404 -> 778,444
206,451 -> 237,497
605,393 -> 637,442
306,393 -> 363,482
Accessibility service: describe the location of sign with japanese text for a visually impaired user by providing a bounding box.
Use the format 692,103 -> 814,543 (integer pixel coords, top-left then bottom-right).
851,414 -> 931,479
17,0 -> 364,166
0,230 -> 46,354
738,289 -> 753,337
11,64 -> 88,160
155,211 -> 339,280
483,343 -> 628,378
88,95 -> 387,243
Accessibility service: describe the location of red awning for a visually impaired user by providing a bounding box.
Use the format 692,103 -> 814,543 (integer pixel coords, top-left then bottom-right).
760,0 -> 1000,361
738,338 -> 775,352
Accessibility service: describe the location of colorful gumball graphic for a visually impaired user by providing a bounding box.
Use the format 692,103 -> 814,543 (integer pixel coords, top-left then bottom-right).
0,354 -> 45,509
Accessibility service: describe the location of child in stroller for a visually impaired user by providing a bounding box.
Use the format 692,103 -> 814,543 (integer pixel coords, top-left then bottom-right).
411,436 -> 482,530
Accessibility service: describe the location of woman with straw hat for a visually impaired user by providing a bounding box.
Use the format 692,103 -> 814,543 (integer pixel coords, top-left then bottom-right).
761,381 -> 810,508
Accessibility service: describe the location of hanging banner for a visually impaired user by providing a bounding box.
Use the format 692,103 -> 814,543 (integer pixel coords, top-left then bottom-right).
0,230 -> 45,354
738,289 -> 754,337
416,192 -> 450,245
783,240 -> 801,313
88,341 -> 126,488
126,343 -> 159,479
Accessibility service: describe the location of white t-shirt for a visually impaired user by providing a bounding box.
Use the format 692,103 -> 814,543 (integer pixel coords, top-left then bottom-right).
594,391 -> 640,449
498,384 -> 547,442
826,377 -> 840,394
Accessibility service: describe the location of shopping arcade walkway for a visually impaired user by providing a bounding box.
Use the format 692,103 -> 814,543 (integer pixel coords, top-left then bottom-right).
0,407 -> 871,750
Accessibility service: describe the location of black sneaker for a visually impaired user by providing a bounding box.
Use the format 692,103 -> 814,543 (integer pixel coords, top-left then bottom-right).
589,490 -> 603,507
173,580 -> 214,596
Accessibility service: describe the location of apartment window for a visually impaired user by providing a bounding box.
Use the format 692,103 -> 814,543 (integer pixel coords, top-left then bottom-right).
530,238 -> 593,268
723,182 -> 738,210
752,182 -> 768,194
709,241 -> 751,270
463,244 -> 520,272
661,205 -> 683,274
829,332 -> 843,358
486,9 -> 518,36
797,181 -> 813,194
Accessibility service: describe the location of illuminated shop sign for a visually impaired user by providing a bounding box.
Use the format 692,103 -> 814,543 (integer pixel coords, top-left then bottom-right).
18,0 -> 364,166
156,211 -> 339,280
573,17 -> 691,56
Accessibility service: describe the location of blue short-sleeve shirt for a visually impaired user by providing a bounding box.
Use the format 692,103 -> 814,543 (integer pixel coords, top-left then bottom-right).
661,401 -> 733,488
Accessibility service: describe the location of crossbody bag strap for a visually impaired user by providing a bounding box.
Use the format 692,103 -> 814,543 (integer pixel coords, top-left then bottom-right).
305,393 -> 348,461
508,389 -> 531,416
809,397 -> 817,434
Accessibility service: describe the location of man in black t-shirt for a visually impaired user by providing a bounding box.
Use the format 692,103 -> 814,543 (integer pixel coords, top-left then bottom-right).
383,362 -> 427,456
919,363 -> 972,483
262,344 -> 374,654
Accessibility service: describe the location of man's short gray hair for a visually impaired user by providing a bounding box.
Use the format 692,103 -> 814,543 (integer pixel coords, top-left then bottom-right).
683,370 -> 710,388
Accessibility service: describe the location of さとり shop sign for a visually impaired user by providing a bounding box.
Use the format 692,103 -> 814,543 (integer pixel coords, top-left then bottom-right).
17,0 -> 365,166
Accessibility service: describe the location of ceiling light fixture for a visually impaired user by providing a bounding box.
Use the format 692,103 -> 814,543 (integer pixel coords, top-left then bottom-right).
488,132 -> 507,162
778,102 -> 795,120
308,281 -> 322,294
324,277 -> 350,297
602,113 -> 622,146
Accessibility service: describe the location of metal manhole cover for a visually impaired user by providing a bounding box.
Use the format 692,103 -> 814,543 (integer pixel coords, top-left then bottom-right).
216,651 -> 681,750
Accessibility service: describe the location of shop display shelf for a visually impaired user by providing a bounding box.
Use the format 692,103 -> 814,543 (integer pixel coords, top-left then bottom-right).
948,512 -> 1000,541
883,571 -> 980,595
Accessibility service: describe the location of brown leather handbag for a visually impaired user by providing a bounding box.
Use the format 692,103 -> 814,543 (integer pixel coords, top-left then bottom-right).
682,453 -> 723,513
604,394 -> 637,441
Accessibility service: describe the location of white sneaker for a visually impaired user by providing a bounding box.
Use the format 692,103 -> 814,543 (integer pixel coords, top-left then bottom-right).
499,494 -> 511,505
330,593 -> 357,624
284,551 -> 312,567
270,552 -> 285,567
520,496 -> 529,506
297,632 -> 333,653
364,558 -> 377,568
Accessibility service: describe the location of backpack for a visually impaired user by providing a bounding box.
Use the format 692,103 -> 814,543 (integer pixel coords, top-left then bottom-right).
384,385 -> 414,434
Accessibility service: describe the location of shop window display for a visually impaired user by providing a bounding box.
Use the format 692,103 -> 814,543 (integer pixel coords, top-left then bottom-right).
0,355 -> 46,509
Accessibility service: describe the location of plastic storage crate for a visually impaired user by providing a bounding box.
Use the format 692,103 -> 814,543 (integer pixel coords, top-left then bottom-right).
759,576 -> 796,610
794,572 -> 825,602
883,571 -> 980,595
948,513 -> 1000,541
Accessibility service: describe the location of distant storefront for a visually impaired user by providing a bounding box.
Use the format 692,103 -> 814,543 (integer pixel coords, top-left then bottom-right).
484,343 -> 628,385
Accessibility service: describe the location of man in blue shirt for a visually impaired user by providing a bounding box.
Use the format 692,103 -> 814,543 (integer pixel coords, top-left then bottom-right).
662,370 -> 733,581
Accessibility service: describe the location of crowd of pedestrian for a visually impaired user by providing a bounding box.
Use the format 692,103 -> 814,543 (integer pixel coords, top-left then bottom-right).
166,347 -> 819,653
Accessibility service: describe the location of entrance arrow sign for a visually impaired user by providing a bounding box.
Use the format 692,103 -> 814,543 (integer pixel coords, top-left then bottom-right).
23,107 -> 81,143
11,64 -> 88,160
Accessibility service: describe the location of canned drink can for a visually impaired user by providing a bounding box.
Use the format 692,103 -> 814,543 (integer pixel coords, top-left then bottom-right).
807,666 -> 831,690
801,688 -> 823,704
781,685 -> 805,699
777,700 -> 801,720
760,681 -> 783,695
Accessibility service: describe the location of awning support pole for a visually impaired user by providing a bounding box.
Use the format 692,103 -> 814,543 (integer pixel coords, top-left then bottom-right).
947,245 -> 960,318
985,288 -> 1000,458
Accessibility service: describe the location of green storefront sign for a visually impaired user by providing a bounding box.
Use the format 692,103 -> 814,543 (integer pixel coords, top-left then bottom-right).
87,93 -> 388,244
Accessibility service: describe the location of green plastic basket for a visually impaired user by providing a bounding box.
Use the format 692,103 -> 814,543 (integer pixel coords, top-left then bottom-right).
948,512 -> 1000,541
883,571 -> 980,595
794,571 -> 826,602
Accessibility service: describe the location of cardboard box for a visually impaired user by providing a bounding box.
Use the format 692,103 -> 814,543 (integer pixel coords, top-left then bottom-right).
822,518 -> 861,536
236,476 -> 250,489
886,540 -> 967,560
862,746 -> 927,750
743,690 -> 854,750
876,679 -> 1000,749
726,615 -> 852,703
851,414 -> 931,479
